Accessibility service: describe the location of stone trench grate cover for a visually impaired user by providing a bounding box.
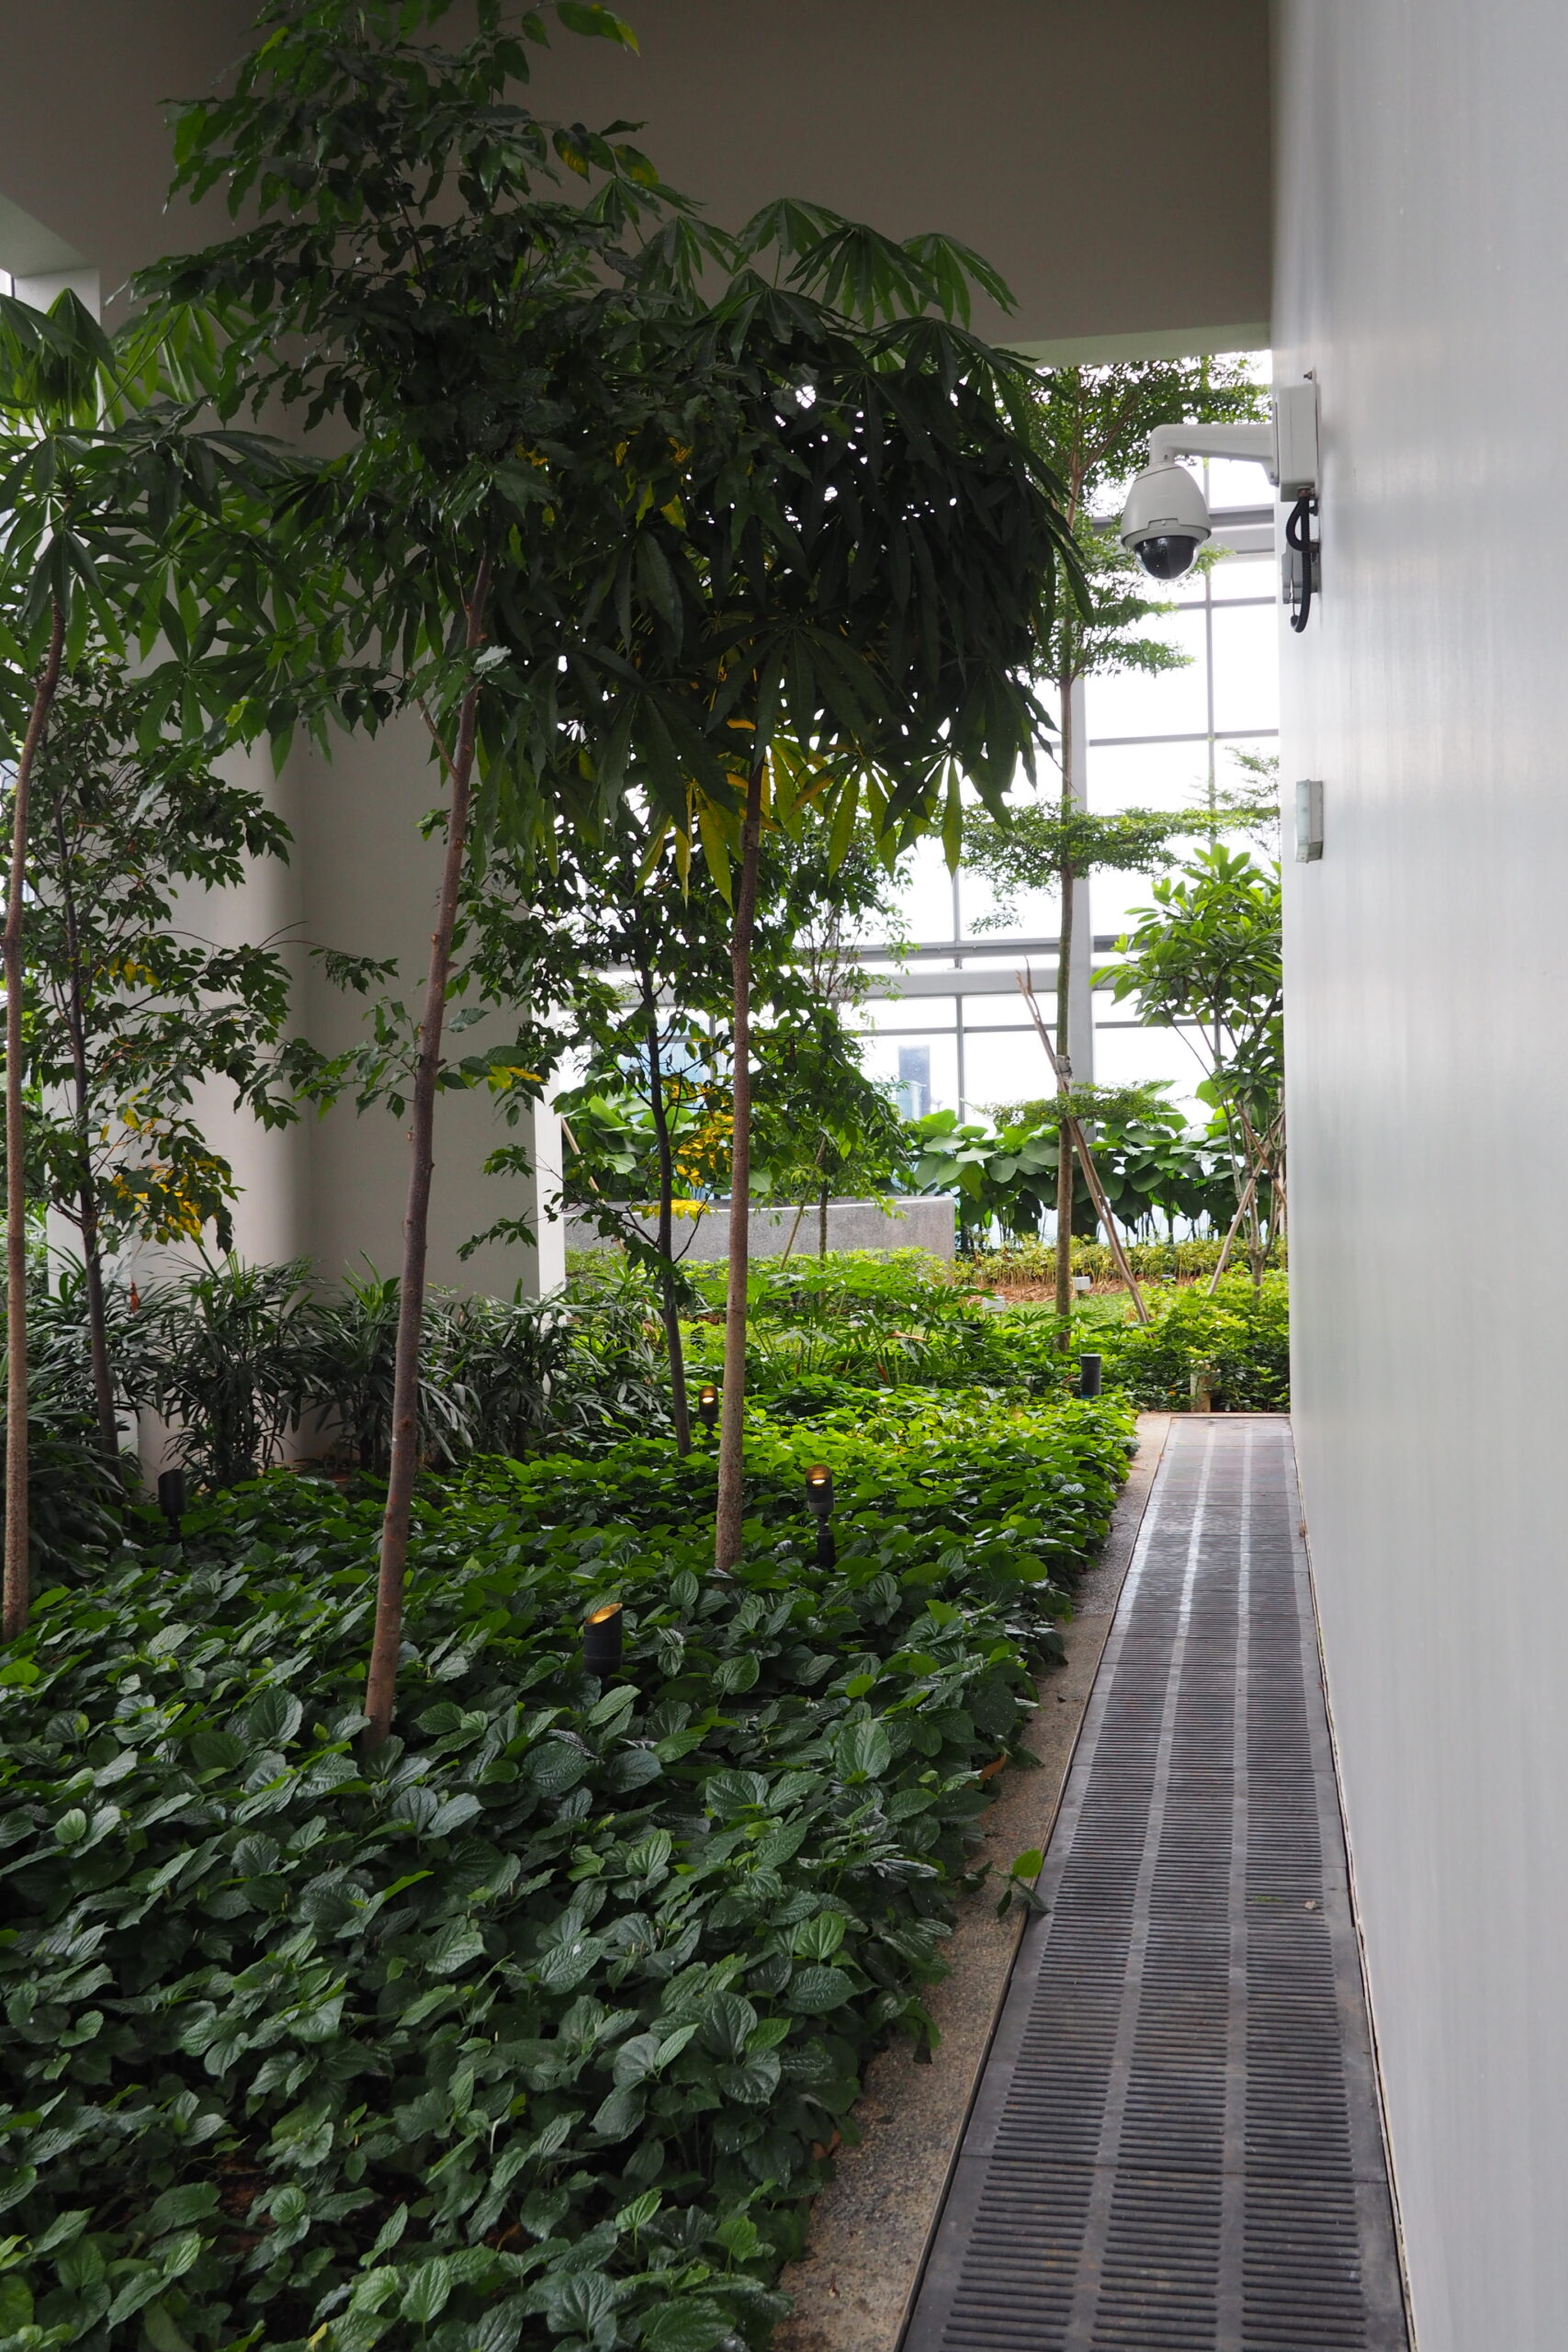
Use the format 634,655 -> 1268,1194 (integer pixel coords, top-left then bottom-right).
902,1418 -> 1408,2352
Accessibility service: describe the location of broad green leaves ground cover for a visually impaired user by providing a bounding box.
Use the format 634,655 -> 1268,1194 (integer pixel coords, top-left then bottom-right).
680,1249 -> 1290,1415
0,1394 -> 1130,2352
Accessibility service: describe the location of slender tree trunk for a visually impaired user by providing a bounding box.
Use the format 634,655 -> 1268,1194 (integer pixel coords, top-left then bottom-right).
818,1181 -> 829,1261
640,967 -> 691,1454
51,790 -> 118,1464
364,559 -> 491,1745
4,605 -> 66,1643
1053,670 -> 1077,1347
715,756 -> 764,1575
77,1195 -> 118,1465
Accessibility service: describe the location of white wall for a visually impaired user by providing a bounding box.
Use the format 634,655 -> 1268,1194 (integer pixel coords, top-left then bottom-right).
287,720 -> 564,1298
1274,6 -> 1568,2345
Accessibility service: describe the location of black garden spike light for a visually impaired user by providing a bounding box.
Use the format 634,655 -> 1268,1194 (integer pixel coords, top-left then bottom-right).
696,1384 -> 719,1432
804,1463 -> 836,1568
582,1601 -> 624,1678
157,1467 -> 187,1538
1077,1352 -> 1103,1399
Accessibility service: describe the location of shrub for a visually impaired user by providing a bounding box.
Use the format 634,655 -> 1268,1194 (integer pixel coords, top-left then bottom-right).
1093,1271 -> 1290,1409
971,1235 -> 1287,1288
33,1259 -> 674,1496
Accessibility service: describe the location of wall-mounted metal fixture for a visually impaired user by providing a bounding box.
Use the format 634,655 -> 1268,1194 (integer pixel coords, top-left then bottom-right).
157,1467 -> 186,1536
805,1464 -> 836,1568
696,1385 -> 719,1431
1283,496 -> 1320,633
1294,778 -> 1325,864
583,1601 -> 624,1677
1120,378 -> 1322,629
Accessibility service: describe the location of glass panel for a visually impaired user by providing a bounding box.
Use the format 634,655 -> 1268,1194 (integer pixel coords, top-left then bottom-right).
956,864 -> 1058,942
889,837 -> 957,944
1085,607 -> 1209,739
1210,601 -> 1280,734
959,988 -> 1037,1028
854,993 -> 956,1034
1090,1009 -> 1208,1121
1204,452 -> 1270,508
1087,737 -> 1212,813
1095,868 -> 1171,946
857,1032 -> 959,1119
963,1028 -> 1055,1116
1211,548 -> 1275,603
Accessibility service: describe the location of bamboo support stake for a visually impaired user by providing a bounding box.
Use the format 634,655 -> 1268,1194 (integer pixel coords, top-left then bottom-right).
1206,1111 -> 1284,1293
1019,970 -> 1150,1328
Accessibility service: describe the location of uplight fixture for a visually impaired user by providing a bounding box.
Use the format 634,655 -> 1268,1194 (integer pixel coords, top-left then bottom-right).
158,1467 -> 187,1536
696,1385 -> 719,1431
583,1601 -> 624,1676
805,1464 -> 836,1568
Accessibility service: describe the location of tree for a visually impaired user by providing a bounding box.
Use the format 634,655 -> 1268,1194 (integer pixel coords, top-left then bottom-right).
965,357 -> 1267,1339
0,288 -> 288,1638
468,804 -> 908,1449
600,305 -> 1078,1570
143,0 -> 1079,1650
142,0 -> 773,1738
1105,843 -> 1285,1285
19,663 -> 301,1464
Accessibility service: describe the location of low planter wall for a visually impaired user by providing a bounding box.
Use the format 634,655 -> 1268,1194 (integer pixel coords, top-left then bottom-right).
565,1195 -> 956,1263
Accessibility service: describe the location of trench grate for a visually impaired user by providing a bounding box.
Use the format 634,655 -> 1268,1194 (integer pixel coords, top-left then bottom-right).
903,1418 -> 1407,2352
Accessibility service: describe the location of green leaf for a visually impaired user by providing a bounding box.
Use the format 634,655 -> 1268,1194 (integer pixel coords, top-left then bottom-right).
794,1911 -> 847,1961
142,2301 -> 197,2352
400,2257 -> 453,2325
716,2050 -> 782,2105
591,2083 -> 646,2142
615,2188 -> 661,2233
788,1964 -> 856,2014
556,1 -> 638,48
834,1720 -> 892,1782
426,1792 -> 483,1837
54,1807 -> 89,1846
144,2184 -> 219,2235
426,1921 -> 488,1978
698,1992 -> 757,2062
244,1687 -> 303,1746
713,1652 -> 759,1695
542,2268 -> 616,2334
642,2297 -> 732,2352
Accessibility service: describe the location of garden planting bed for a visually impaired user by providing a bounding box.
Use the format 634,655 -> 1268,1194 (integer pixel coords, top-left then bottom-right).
0,1387 -> 1133,2352
0,1246 -> 1292,2348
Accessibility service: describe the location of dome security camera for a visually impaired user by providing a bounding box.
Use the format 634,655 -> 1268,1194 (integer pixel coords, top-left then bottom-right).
1117,384 -> 1322,603
1119,459 -> 1213,581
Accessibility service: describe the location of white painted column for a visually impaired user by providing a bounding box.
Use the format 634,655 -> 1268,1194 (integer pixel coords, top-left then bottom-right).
1067,675 -> 1096,1086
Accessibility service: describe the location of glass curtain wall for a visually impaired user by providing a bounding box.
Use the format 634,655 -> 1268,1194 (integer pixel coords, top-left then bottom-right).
852,460 -> 1280,1125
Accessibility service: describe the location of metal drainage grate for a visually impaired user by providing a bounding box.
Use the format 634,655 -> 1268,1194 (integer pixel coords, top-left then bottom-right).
903,1419 -> 1407,2352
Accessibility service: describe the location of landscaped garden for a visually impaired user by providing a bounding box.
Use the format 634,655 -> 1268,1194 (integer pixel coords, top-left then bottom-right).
0,2 -> 1289,2345
0,1250 -> 1137,2352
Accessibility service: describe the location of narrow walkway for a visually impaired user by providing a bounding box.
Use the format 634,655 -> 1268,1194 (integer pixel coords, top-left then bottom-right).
905,1418 -> 1407,2352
